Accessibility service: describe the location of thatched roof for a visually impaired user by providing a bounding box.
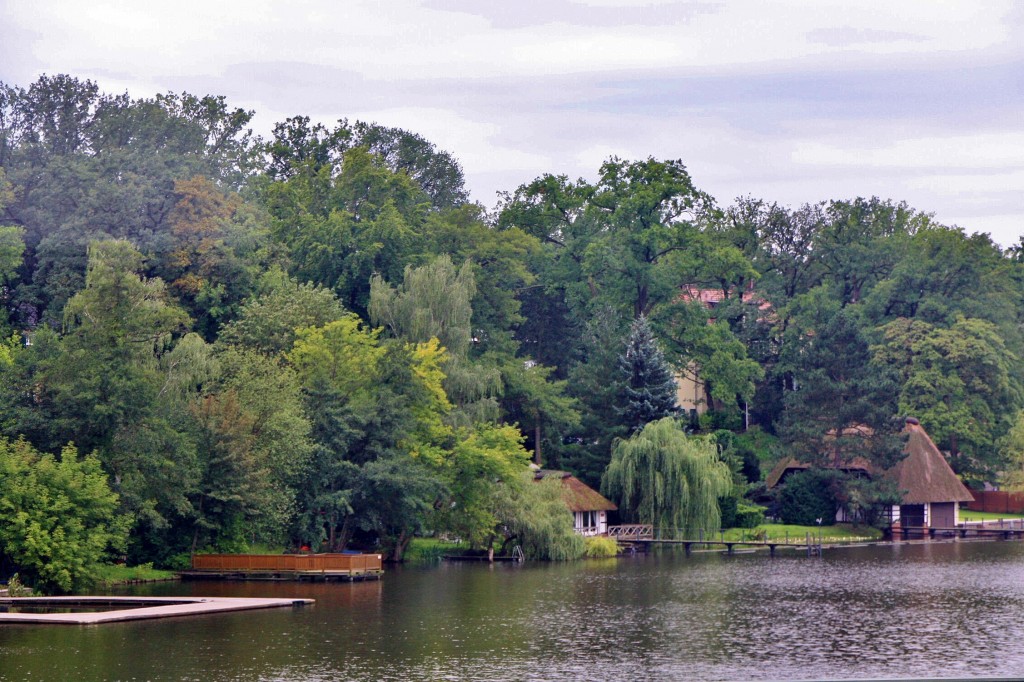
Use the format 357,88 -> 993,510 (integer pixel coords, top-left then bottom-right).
766,419 -> 974,506
535,470 -> 617,513
887,419 -> 974,504
764,456 -> 875,489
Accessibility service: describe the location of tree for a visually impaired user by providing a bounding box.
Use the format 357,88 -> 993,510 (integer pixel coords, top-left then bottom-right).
562,308 -> 630,487
492,471 -> 585,560
602,417 -> 732,538
499,157 -> 717,321
777,288 -> 902,468
877,316 -> 1020,475
219,270 -> 346,356
618,315 -> 678,433
0,439 -> 128,594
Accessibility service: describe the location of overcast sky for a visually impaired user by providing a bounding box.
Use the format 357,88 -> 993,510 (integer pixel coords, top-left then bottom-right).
2,1 -> 1021,246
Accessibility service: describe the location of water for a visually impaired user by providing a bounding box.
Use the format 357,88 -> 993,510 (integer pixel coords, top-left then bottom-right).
3,541 -> 1024,681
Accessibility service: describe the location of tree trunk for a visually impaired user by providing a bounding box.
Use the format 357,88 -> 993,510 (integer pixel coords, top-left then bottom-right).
534,420 -> 542,467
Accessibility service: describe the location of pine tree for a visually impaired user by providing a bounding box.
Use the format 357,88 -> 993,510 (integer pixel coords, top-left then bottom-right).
619,315 -> 678,433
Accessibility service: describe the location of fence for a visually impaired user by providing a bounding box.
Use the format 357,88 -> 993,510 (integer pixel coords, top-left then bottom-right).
967,491 -> 1024,515
191,553 -> 382,573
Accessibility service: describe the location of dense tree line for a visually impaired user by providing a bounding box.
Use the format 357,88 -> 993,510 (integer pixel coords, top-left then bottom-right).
2,75 -> 1023,588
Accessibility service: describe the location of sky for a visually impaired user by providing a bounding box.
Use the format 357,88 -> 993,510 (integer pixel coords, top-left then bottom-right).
2,0 -> 1022,246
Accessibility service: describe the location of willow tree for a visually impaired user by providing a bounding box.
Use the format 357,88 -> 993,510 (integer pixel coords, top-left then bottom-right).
602,417 -> 731,538
369,254 -> 501,422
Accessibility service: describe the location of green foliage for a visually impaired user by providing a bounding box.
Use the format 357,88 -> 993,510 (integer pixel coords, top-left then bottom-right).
876,316 -> 1020,476
777,289 -> 902,469
91,562 -> 175,586
219,270 -> 347,355
584,535 -> 619,558
493,472 -> 584,560
776,469 -> 840,527
602,417 -> 732,537
619,315 -> 678,433
4,73 -> 1024,565
0,439 -> 128,594
734,503 -> 766,529
403,537 -> 467,563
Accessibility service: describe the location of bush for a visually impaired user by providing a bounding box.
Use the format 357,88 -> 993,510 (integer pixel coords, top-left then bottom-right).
735,503 -> 766,529
0,439 -> 128,594
584,536 -> 619,558
718,495 -> 738,528
777,469 -> 840,526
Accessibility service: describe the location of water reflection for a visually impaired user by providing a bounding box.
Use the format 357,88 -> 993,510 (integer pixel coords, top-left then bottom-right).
3,542 -> 1024,680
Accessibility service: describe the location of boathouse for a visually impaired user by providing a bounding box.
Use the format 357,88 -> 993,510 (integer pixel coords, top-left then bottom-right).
535,470 -> 617,536
885,417 -> 974,528
766,418 -> 973,528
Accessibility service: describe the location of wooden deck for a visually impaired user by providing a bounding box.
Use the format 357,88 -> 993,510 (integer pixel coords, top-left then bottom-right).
182,553 -> 383,581
0,596 -> 314,625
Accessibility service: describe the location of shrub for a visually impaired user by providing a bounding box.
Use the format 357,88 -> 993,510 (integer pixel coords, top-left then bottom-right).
584,536 -> 619,558
735,503 -> 766,529
777,469 -> 840,526
0,439 -> 129,594
719,495 -> 738,528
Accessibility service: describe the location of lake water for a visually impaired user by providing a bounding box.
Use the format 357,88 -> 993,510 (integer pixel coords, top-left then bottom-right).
3,541 -> 1024,681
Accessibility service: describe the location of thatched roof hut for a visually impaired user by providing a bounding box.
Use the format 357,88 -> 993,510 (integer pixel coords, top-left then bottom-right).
535,470 -> 617,513
535,470 -> 617,536
887,417 -> 974,505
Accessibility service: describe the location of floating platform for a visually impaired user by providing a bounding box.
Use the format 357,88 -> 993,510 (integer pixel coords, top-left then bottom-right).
181,553 -> 384,582
442,554 -> 521,562
0,596 -> 314,625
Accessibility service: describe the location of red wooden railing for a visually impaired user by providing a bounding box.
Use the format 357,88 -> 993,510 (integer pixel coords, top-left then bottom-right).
191,553 -> 382,572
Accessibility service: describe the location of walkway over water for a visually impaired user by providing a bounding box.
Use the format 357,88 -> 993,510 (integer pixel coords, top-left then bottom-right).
609,525 -> 824,556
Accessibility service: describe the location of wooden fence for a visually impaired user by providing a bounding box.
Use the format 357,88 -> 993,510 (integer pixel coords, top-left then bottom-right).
191,553 -> 382,573
967,491 -> 1024,515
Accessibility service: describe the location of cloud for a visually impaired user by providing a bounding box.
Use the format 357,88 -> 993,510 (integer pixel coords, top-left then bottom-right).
2,0 -> 1023,245
791,133 -> 1024,171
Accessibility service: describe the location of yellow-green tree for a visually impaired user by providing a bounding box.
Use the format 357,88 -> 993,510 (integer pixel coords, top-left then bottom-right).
0,439 -> 128,594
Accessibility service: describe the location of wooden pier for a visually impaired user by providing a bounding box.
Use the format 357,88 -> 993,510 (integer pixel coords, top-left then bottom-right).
896,524 -> 1024,541
608,525 -> 823,557
0,596 -> 314,625
181,553 -> 383,581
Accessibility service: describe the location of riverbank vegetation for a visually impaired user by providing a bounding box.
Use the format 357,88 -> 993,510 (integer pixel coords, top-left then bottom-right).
1,75 -> 1022,592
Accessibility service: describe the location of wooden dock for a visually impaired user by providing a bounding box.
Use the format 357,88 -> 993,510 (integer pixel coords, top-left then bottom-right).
181,553 -> 383,581
896,524 -> 1024,541
0,596 -> 314,625
608,525 -> 823,556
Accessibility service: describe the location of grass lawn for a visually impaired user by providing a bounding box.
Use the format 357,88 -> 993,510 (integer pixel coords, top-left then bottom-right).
93,563 -> 176,586
959,509 -> 1024,522
405,537 -> 467,562
722,523 -> 882,543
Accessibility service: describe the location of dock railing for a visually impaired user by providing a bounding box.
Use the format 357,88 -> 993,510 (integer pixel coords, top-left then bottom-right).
191,553 -> 382,573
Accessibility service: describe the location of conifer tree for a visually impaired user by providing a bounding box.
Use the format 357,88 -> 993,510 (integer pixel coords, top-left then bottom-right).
619,315 -> 678,433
